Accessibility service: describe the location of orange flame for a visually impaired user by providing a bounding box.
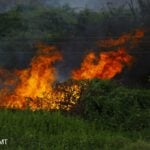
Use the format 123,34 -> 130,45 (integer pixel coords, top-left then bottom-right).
0,45 -> 84,111
72,48 -> 133,80
97,29 -> 144,48
15,44 -> 62,99
72,29 -> 144,80
0,29 -> 145,111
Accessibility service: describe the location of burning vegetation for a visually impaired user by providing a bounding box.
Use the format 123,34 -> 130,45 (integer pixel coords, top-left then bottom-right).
72,29 -> 144,80
0,29 -> 144,111
0,44 -> 87,111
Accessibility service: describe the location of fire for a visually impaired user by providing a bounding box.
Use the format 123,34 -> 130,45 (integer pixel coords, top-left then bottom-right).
0,29 -> 144,111
97,29 -> 144,48
72,29 -> 144,80
72,48 -> 133,80
0,44 -> 84,111
15,44 -> 62,99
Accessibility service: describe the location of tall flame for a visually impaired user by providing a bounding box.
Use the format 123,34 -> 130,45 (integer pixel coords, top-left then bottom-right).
15,44 -> 62,99
0,44 -> 85,111
72,48 -> 133,80
0,44 -> 64,110
72,29 -> 144,80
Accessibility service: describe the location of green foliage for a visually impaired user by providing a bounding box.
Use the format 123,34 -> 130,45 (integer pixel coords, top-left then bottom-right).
0,9 -> 26,37
81,79 -> 150,130
122,140 -> 150,150
0,110 -> 149,150
0,5 -> 140,43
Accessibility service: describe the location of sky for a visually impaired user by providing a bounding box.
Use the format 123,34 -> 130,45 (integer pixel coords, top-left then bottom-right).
0,0 -> 138,11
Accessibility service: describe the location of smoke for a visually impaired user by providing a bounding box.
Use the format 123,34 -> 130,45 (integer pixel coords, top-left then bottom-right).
0,0 -> 149,87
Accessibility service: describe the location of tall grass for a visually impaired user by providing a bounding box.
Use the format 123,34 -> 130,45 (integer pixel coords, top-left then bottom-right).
0,109 -> 149,150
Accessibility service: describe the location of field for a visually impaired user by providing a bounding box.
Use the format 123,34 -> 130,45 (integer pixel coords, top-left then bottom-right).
0,110 -> 149,150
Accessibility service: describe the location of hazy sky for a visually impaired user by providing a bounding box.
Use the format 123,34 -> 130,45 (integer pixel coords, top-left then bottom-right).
0,0 -> 137,11
59,0 -> 129,8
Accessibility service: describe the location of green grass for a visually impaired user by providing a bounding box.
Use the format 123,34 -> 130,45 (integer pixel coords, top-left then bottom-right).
0,110 -> 149,150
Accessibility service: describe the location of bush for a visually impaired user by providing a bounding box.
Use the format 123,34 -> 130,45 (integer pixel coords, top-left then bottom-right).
81,79 -> 150,130
122,140 -> 150,150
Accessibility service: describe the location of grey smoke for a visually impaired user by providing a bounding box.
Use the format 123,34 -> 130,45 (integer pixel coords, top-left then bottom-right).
0,0 -> 149,87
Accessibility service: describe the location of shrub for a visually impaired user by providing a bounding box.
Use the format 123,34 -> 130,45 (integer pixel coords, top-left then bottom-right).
122,140 -> 150,150
81,79 -> 150,130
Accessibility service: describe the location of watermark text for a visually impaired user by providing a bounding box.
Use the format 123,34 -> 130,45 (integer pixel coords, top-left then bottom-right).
0,139 -> 8,145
